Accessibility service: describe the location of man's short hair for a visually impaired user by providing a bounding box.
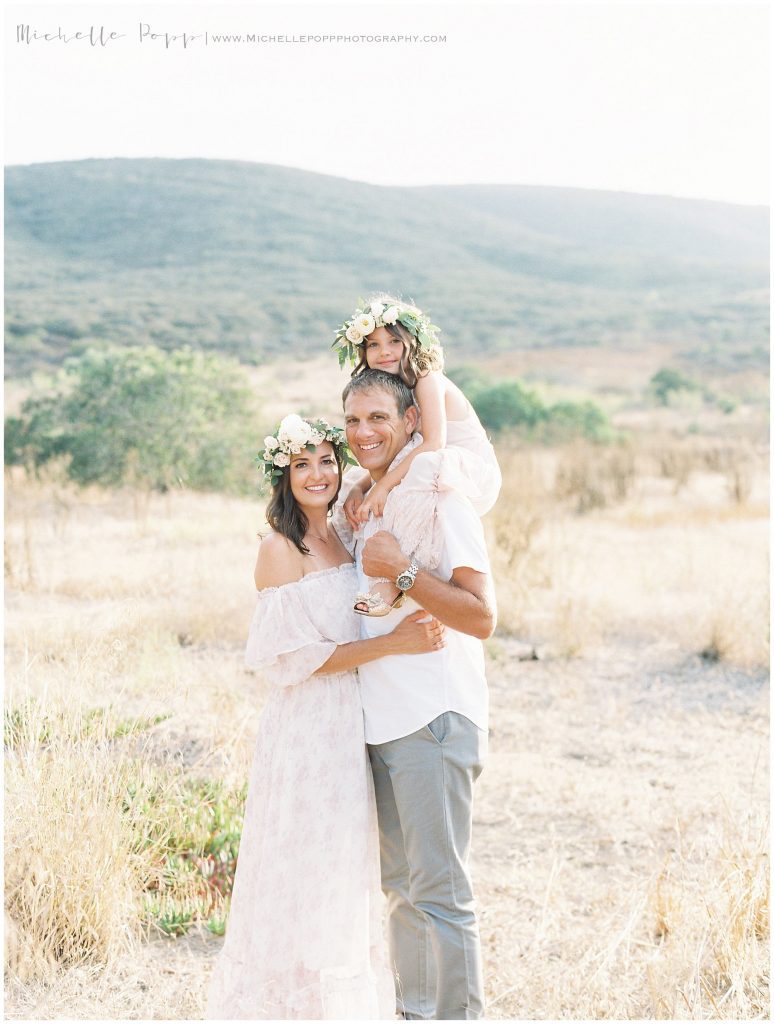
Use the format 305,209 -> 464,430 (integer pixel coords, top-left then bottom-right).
342,368 -> 416,418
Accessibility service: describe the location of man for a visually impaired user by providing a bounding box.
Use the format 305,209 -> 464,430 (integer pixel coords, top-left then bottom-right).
340,368 -> 497,1020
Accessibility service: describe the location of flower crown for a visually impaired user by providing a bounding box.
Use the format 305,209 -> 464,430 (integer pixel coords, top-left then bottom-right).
257,414 -> 356,486
331,298 -> 442,367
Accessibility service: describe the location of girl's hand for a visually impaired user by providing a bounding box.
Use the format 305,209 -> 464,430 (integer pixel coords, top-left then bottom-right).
390,611 -> 446,654
356,478 -> 392,523
344,487 -> 365,530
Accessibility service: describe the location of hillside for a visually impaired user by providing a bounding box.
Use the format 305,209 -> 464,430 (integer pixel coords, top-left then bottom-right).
4,159 -> 769,378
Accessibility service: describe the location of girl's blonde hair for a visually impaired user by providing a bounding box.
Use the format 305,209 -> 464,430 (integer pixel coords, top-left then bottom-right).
351,294 -> 444,387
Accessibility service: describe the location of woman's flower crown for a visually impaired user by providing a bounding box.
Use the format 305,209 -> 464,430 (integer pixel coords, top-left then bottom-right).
257,414 -> 356,486
331,298 -> 442,367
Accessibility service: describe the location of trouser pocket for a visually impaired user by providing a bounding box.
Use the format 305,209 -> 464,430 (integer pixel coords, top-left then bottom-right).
426,712 -> 449,745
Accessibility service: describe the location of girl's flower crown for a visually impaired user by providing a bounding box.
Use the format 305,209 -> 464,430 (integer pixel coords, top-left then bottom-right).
331,298 -> 442,367
257,414 -> 356,486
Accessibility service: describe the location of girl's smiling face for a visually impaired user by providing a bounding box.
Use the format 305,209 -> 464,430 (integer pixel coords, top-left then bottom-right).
364,326 -> 406,375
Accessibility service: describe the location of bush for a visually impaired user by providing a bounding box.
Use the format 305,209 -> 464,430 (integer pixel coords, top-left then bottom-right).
537,400 -> 614,444
472,379 -> 547,433
448,365 -> 613,443
650,367 -> 699,406
5,345 -> 259,495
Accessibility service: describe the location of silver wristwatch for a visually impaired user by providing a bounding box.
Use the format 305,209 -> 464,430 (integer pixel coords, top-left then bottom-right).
395,561 -> 420,592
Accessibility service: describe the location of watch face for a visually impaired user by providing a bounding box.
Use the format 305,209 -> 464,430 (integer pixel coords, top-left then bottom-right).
396,573 -> 413,591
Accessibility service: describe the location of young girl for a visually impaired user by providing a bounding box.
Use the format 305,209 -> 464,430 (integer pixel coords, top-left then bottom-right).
332,295 -> 502,616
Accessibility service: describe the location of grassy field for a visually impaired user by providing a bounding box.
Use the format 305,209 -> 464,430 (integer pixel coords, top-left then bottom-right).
4,388 -> 769,1019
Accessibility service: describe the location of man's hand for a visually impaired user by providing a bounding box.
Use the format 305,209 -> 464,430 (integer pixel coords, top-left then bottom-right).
362,531 -> 497,640
364,532 -> 496,640
361,530 -> 407,580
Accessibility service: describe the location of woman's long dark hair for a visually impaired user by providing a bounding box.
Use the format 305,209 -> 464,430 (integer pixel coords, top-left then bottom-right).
265,440 -> 344,554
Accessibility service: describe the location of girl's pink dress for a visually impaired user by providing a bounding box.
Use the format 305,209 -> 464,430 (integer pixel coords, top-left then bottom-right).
205,563 -> 394,1020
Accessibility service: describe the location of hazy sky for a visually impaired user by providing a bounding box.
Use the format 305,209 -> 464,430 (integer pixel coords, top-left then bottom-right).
4,1 -> 770,204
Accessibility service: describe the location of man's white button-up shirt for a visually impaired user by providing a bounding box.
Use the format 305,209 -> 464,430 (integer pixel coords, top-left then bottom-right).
354,489 -> 490,746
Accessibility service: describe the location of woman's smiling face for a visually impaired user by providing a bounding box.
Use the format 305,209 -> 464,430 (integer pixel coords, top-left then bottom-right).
288,441 -> 340,510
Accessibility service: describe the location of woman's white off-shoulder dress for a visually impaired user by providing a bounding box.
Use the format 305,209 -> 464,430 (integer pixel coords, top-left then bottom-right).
205,563 -> 394,1020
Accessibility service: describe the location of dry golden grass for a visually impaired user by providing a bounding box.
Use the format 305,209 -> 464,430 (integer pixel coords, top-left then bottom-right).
488,439 -> 769,669
6,702 -> 147,981
4,430 -> 769,1019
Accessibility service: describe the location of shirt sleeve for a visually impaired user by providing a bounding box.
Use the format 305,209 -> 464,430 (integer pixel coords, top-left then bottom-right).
437,492 -> 491,576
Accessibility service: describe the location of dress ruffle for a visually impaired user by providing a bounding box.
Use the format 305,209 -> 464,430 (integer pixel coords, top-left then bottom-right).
244,564 -> 363,686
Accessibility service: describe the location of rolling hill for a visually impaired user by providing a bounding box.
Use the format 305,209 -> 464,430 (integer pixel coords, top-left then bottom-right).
4,159 -> 769,379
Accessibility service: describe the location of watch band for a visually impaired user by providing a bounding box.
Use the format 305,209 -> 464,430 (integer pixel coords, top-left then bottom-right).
395,560 -> 420,592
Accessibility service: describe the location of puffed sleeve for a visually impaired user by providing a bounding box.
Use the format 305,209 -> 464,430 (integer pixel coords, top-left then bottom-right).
244,584 -> 337,687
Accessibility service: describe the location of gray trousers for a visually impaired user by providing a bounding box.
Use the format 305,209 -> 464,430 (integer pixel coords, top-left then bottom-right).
368,712 -> 487,1020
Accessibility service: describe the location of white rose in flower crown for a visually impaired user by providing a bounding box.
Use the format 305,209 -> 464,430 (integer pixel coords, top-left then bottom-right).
345,324 -> 363,344
264,436 -> 280,450
278,414 -> 312,448
273,451 -> 291,467
309,429 -> 325,445
369,302 -> 385,319
356,313 -> 376,335
262,449 -> 272,462
382,305 -> 400,325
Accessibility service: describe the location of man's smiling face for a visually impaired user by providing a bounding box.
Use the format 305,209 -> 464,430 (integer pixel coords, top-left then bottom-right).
344,387 -> 418,481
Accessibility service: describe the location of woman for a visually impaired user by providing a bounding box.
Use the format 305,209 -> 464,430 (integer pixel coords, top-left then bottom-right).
205,414 -> 445,1020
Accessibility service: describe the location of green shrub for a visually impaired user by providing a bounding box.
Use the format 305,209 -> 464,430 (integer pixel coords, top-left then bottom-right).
448,365 -> 613,443
472,379 -> 547,432
124,771 -> 246,936
650,367 -> 699,406
5,344 -> 259,495
538,400 -> 614,444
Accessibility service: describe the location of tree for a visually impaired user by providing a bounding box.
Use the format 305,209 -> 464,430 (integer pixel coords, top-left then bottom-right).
6,345 -> 259,494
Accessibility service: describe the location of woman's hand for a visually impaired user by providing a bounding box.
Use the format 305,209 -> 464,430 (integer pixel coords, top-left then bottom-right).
344,487 -> 366,530
389,610 -> 446,654
356,478 -> 393,523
